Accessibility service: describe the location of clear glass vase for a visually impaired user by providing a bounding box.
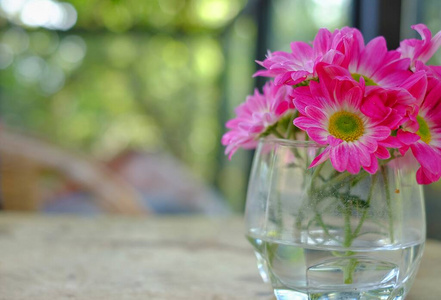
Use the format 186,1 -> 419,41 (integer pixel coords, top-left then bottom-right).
245,138 -> 426,300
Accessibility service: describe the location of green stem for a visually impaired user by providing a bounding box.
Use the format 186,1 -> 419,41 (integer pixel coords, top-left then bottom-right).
352,174 -> 377,239
285,112 -> 297,139
303,164 -> 378,285
343,205 -> 353,248
302,163 -> 339,241
311,161 -> 327,182
381,165 -> 395,243
340,172 -> 377,284
325,171 -> 352,188
341,194 -> 355,284
344,258 -> 358,284
313,210 -> 339,242
271,128 -> 285,139
339,174 -> 378,285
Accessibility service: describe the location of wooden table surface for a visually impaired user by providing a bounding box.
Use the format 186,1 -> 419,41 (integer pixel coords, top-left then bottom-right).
0,213 -> 440,300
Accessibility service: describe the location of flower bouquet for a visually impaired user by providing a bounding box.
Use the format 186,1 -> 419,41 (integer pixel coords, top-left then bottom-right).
222,24 -> 440,299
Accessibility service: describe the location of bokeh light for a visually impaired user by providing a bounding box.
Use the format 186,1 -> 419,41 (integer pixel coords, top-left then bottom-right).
192,37 -> 224,80
40,64 -> 65,95
192,0 -> 245,28
2,26 -> 29,54
0,0 -> 77,30
29,31 -> 59,55
106,36 -> 138,69
15,55 -> 46,83
0,43 -> 13,69
0,0 -> 254,212
58,35 -> 86,65
310,0 -> 351,28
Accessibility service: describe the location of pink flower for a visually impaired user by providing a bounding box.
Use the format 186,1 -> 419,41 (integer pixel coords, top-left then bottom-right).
397,77 -> 441,184
221,81 -> 294,159
254,28 -> 344,85
332,28 -> 413,88
414,60 -> 441,82
315,63 -> 424,130
292,63 -> 391,174
398,24 -> 441,69
223,24 -> 441,184
255,26 -> 413,89
362,70 -> 427,130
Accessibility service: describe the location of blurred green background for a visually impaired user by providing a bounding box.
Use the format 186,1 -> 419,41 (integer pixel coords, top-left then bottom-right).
0,0 -> 353,212
0,0 -> 440,234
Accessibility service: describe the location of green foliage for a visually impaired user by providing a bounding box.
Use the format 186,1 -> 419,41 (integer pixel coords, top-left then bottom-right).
0,0 -> 356,211
0,0 -> 256,211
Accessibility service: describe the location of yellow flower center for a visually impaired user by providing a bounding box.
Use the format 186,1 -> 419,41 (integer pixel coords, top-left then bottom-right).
328,111 -> 365,142
416,115 -> 431,144
351,73 -> 377,86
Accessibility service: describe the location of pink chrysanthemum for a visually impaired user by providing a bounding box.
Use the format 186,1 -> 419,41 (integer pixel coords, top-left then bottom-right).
397,77 -> 441,184
223,24 -> 441,184
398,24 -> 441,69
254,28 -> 344,85
222,81 -> 294,159
332,28 -> 413,88
255,26 -> 413,89
315,63 -> 425,131
292,64 -> 391,174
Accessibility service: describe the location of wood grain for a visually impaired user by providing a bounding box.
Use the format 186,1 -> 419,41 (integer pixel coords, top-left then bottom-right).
0,213 -> 439,299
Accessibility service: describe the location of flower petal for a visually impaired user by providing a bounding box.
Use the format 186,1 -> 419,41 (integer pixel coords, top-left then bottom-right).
363,154 -> 379,174
310,148 -> 330,169
357,36 -> 387,77
397,129 -> 420,145
293,116 -> 322,130
307,127 -> 329,144
416,166 -> 441,184
330,143 -> 349,172
305,106 -> 327,122
411,142 -> 441,174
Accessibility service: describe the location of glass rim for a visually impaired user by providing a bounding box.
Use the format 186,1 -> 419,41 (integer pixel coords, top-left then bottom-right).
258,137 -> 324,148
